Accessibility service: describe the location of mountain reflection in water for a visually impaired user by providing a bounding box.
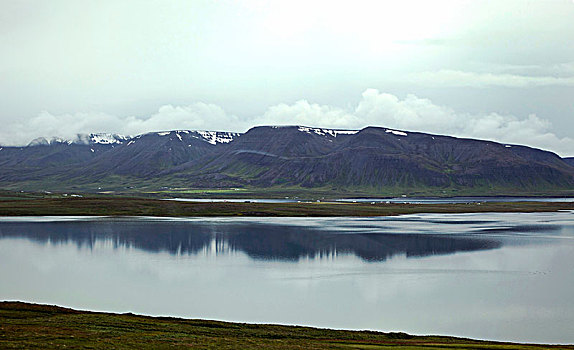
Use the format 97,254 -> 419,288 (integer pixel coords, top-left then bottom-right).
0,219 -> 503,261
1,213 -> 574,344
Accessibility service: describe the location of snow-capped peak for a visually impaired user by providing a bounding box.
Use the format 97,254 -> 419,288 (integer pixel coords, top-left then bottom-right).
27,136 -> 76,146
154,130 -> 241,145
27,133 -> 130,147
85,133 -> 130,145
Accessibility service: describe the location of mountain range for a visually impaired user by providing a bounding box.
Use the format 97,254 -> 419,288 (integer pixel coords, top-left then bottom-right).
0,126 -> 573,196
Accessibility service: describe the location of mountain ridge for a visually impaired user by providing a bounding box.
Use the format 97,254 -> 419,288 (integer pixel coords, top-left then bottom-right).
28,133 -> 131,146
24,130 -> 242,147
1,125 -> 573,195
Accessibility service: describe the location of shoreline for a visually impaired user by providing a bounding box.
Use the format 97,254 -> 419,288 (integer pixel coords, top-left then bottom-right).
1,301 -> 572,349
0,197 -> 572,217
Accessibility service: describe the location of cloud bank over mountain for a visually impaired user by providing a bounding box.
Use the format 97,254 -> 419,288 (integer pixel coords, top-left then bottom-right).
2,1 -> 573,154
2,89 -> 572,157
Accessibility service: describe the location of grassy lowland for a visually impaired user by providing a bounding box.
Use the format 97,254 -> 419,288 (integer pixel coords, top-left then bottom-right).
0,193 -> 572,217
1,302 -> 572,349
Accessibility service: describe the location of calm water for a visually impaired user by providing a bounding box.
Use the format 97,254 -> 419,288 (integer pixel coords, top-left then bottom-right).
337,197 -> 574,204
1,212 -> 573,344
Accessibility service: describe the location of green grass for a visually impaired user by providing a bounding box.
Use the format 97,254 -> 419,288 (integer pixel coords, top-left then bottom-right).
1,302 -> 571,349
148,188 -> 251,195
3,177 -> 574,198
0,196 -> 572,217
170,184 -> 574,199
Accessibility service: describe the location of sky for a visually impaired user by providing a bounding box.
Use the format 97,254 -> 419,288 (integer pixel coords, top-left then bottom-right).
1,0 -> 573,156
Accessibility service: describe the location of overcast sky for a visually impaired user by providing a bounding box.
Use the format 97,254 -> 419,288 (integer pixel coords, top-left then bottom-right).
1,0 -> 573,156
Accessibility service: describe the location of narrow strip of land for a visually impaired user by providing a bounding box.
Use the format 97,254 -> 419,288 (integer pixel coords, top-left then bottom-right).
0,197 -> 572,217
1,302 -> 572,349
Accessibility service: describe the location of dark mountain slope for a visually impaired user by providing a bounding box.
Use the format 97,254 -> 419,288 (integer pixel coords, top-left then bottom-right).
0,143 -> 114,183
171,126 -> 574,192
165,126 -> 359,186
229,126 -> 357,157
73,131 -> 239,178
563,157 -> 574,167
0,133 -> 130,184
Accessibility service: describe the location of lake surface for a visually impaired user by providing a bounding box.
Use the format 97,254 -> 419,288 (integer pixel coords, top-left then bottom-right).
1,212 -> 573,344
337,197 -> 574,204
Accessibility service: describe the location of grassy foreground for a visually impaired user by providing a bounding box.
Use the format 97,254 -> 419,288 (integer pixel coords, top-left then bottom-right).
1,302 -> 572,349
0,196 -> 572,217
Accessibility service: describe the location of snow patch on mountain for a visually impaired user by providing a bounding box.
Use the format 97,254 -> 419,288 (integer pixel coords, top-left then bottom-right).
88,133 -> 130,144
195,131 -> 240,145
297,126 -> 359,137
153,130 -> 241,145
385,129 -> 408,136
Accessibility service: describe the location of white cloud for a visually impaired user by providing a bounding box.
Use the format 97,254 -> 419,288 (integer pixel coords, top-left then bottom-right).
352,89 -> 574,157
408,70 -> 574,88
355,90 -> 458,129
255,101 -> 358,128
252,89 -> 574,156
123,103 -> 242,135
1,89 -> 572,157
0,103 -> 243,146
